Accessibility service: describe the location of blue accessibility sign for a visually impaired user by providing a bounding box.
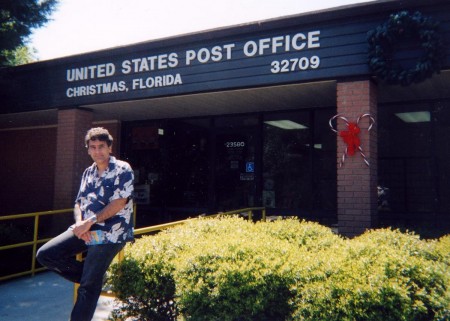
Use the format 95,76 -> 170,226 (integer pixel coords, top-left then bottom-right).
246,162 -> 254,173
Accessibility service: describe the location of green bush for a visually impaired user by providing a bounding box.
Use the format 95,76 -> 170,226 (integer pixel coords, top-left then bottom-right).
291,229 -> 449,321
108,217 -> 449,321
108,251 -> 178,321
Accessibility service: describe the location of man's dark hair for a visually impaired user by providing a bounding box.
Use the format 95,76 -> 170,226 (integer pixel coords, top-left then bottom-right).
85,127 -> 113,148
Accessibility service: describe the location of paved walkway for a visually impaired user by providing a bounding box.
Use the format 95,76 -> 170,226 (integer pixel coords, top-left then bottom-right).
0,272 -> 116,321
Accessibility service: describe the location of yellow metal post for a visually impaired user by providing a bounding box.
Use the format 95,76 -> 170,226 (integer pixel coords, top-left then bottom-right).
133,203 -> 137,227
31,214 -> 40,276
117,248 -> 125,262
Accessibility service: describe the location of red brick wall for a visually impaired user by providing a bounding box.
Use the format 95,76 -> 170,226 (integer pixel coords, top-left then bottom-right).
0,127 -> 57,215
53,109 -> 93,210
336,80 -> 378,237
0,111 -> 124,231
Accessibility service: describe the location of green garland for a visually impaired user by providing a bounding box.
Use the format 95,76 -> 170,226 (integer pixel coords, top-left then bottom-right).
367,11 -> 445,86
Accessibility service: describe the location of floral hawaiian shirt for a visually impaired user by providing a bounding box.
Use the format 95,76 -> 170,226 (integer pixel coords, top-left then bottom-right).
75,156 -> 134,244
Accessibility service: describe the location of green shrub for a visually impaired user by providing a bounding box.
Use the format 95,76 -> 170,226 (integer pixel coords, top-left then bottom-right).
108,217 -> 449,321
108,252 -> 178,321
291,229 -> 449,321
174,232 -> 295,320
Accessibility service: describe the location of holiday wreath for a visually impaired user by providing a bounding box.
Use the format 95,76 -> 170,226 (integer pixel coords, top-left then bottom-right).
367,11 -> 445,86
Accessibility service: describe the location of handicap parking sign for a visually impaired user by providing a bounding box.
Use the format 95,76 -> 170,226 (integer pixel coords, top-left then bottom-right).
246,162 -> 254,173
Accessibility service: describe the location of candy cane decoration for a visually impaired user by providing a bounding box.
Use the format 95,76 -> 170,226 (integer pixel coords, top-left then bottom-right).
329,113 -> 375,167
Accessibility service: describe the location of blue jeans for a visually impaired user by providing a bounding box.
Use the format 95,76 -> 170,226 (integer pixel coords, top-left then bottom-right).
36,229 -> 125,321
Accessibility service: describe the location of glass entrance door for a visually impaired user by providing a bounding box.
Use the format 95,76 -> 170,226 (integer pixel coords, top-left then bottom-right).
214,115 -> 259,211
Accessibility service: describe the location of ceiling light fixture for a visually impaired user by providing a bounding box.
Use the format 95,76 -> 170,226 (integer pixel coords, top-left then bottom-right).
395,111 -> 430,123
264,120 -> 308,130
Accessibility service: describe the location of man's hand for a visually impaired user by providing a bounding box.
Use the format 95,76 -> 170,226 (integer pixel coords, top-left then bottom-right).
72,198 -> 127,242
72,219 -> 95,242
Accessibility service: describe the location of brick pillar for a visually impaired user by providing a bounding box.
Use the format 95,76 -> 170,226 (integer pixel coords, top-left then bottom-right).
53,108 -> 93,210
336,80 -> 378,237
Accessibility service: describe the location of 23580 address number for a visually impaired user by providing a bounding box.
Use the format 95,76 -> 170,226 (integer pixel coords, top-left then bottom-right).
271,56 -> 320,73
225,141 -> 245,148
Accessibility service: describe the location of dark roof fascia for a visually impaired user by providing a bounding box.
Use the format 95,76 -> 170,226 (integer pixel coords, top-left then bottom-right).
3,0 -> 447,72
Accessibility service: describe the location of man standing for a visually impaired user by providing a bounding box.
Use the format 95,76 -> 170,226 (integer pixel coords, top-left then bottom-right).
37,127 -> 134,321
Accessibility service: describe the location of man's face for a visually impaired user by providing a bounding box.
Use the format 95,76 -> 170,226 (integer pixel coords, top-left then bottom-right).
87,139 -> 112,165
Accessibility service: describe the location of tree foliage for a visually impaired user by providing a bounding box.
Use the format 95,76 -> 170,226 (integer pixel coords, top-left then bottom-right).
3,45 -> 36,65
0,0 -> 58,65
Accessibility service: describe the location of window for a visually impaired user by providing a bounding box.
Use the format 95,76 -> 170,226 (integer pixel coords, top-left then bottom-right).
378,102 -> 438,219
123,108 -> 337,225
263,109 -> 336,222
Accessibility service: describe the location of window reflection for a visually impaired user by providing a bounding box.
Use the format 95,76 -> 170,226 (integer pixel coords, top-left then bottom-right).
263,109 -> 336,223
378,102 -> 439,225
124,108 -> 337,226
263,111 -> 312,209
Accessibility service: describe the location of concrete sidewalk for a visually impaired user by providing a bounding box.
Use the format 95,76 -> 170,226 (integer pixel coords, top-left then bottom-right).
0,272 -> 116,321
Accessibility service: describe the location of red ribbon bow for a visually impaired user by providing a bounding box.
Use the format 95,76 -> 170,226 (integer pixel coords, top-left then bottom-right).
329,114 -> 375,167
339,122 -> 360,156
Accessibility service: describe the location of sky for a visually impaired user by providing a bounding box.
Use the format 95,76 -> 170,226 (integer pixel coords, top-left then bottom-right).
30,0 -> 374,61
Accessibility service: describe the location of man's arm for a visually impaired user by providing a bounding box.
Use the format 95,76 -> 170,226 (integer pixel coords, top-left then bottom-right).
95,198 -> 128,223
74,203 -> 82,223
72,198 -> 128,241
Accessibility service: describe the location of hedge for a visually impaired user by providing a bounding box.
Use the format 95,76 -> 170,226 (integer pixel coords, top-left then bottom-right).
108,217 -> 449,321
